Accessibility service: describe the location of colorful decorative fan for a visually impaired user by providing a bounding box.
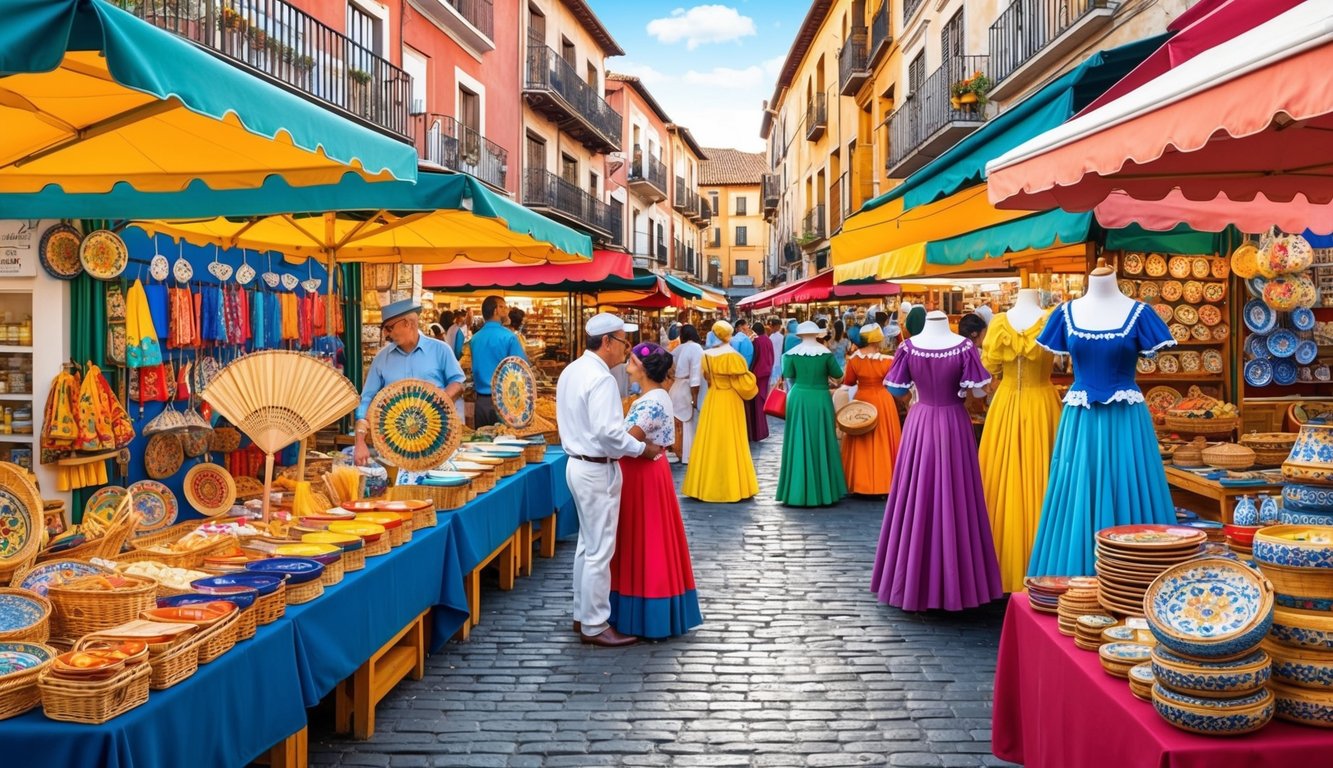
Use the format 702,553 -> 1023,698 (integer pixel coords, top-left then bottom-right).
491,356 -> 536,429
126,479 -> 178,535
183,463 -> 236,517
202,350 -> 359,520
368,378 -> 461,471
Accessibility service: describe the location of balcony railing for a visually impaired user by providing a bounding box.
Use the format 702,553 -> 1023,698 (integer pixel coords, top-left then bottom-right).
801,205 -> 826,246
988,0 -> 1115,99
673,177 -> 700,216
414,114 -> 508,190
523,45 -> 622,152
830,175 -> 844,234
839,27 -> 870,96
732,275 -> 755,288
673,237 -> 683,270
904,0 -> 927,23
762,174 -> 780,212
655,241 -> 668,264
870,2 -> 891,63
686,245 -> 696,275
805,93 -> 827,141
887,55 -> 989,177
523,168 -> 616,240
443,0 -> 493,41
627,146 -> 668,200
697,197 -> 713,224
673,177 -> 687,212
112,0 -> 412,139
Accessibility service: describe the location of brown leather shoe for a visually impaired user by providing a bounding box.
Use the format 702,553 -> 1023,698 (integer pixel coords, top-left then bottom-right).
579,627 -> 638,647
572,621 -> 581,634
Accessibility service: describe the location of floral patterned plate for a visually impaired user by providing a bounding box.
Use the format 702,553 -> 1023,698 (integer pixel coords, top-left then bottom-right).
1169,257 -> 1192,279
1168,324 -> 1190,344
1118,280 -> 1137,298
1211,323 -> 1229,342
1137,356 -> 1158,375
1146,558 -> 1271,647
1100,642 -> 1153,662
143,434 -> 184,480
491,356 -> 536,429
183,463 -> 236,517
17,559 -> 106,597
1244,300 -> 1277,334
1295,340 -> 1319,366
1182,281 -> 1205,304
1191,323 -> 1213,342
79,230 -> 129,280
0,464 -> 40,568
1179,351 -> 1202,373
1103,626 -> 1138,642
1211,258 -> 1231,280
1174,305 -> 1199,325
1268,329 -> 1298,358
1139,282 -> 1161,302
1098,524 -> 1208,550
1203,282 -> 1227,303
1202,350 -> 1224,374
1245,358 -> 1274,387
1158,354 -> 1181,374
1191,257 -> 1212,280
1152,304 -> 1174,323
0,593 -> 46,634
1197,305 -> 1222,327
1161,281 -> 1184,302
1292,307 -> 1316,332
150,254 -> 170,282
1146,253 -> 1169,277
38,224 -> 83,280
1145,386 -> 1181,416
126,479 -> 178,535
1273,360 -> 1298,387
1122,252 -> 1145,275
84,485 -> 128,527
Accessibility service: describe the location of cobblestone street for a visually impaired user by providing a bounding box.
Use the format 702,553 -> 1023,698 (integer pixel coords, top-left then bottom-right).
310,422 -> 1011,767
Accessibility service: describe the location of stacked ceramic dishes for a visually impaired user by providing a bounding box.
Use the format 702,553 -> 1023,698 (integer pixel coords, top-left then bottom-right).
1023,576 -> 1069,615
1056,578 -> 1101,636
1095,525 -> 1207,617
1128,663 -> 1156,702
1250,524 -> 1333,727
1074,614 -> 1117,652
1144,557 -> 1276,735
1099,642 -> 1153,679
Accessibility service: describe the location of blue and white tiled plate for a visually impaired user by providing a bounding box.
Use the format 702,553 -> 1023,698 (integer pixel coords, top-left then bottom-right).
1146,558 -> 1273,659
1245,358 -> 1273,387
1268,329 -> 1298,358
17,560 -> 105,597
1243,300 -> 1277,333
0,593 -> 46,634
1292,307 -> 1316,331
1295,340 -> 1319,366
1245,333 -> 1271,360
1273,360 -> 1299,386
1248,276 -> 1269,300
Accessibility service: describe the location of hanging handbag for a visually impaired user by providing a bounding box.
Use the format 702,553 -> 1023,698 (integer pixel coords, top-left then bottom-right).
764,380 -> 788,419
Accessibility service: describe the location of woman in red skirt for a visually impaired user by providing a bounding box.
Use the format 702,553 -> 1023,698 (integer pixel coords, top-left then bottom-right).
610,342 -> 704,639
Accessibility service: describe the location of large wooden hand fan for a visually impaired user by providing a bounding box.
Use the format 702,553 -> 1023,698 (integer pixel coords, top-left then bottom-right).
202,350 -> 358,520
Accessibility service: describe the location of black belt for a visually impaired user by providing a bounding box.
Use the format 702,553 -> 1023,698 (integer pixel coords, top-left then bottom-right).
567,453 -> 613,464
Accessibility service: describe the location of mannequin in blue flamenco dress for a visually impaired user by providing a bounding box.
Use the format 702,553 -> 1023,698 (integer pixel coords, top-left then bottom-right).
1026,269 -> 1178,578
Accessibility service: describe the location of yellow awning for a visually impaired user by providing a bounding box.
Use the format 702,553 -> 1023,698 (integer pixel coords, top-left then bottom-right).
833,241 -> 927,283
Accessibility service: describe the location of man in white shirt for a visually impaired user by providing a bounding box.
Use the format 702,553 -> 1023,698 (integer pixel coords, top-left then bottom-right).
765,317 -> 784,389
556,313 -> 661,647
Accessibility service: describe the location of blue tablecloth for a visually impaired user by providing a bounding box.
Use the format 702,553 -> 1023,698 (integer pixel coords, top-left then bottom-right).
0,619 -> 306,768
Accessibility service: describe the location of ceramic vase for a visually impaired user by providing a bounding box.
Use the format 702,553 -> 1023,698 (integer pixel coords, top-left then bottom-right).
1234,496 -> 1259,526
1284,423 -> 1333,486
1260,495 -> 1282,525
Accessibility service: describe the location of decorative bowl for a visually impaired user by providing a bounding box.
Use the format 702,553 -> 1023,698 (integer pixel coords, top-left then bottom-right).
1281,510 -> 1333,526
1257,561 -> 1333,603
1270,681 -> 1333,727
1285,484 -> 1333,512
1269,606 -> 1333,652
141,600 -> 237,628
51,650 -> 125,679
327,521 -> 386,542
0,641 -> 54,681
352,513 -> 403,530
1292,307 -> 1317,332
1277,593 -> 1333,613
1263,638 -> 1333,690
1245,358 -> 1274,388
1283,423 -> 1333,486
1267,329 -> 1298,359
1273,360 -> 1299,387
274,543 -> 342,559
1223,525 -> 1262,546
1145,558 -> 1275,660
1243,300 -> 1277,334
156,591 -> 256,613
1151,684 -> 1274,735
1150,646 -> 1270,698
300,532 -> 364,552
191,573 -> 285,597
1253,525 -> 1333,569
243,557 -> 324,585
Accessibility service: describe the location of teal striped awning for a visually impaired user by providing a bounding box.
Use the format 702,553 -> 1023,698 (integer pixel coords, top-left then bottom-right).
927,209 -> 1093,266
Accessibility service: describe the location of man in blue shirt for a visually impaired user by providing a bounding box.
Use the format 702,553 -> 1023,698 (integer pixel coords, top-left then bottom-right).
469,295 -> 526,427
732,318 -> 756,366
353,299 -> 465,466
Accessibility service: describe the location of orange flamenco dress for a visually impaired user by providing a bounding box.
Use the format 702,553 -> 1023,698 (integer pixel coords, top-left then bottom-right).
840,350 -> 901,495
977,312 -> 1062,593
681,348 -> 759,502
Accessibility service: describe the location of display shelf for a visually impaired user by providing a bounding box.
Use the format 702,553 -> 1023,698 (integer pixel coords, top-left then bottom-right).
1138,374 -> 1227,382
0,345 -> 32,354
0,434 -> 34,444
0,394 -> 33,402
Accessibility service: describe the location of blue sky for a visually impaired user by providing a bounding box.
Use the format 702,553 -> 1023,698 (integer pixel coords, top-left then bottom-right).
586,2 -> 809,152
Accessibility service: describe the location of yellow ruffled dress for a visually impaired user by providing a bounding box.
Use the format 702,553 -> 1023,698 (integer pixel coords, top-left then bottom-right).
682,349 -> 759,502
977,312 -> 1063,593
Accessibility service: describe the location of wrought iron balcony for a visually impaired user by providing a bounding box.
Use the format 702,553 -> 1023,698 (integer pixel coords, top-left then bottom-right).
655,241 -> 668,264
839,27 -> 870,96
627,146 -> 668,201
903,0 -> 927,24
800,205 -> 826,247
869,2 -> 892,64
414,114 -> 508,191
523,45 -> 622,153
674,237 -> 684,270
805,93 -> 827,141
686,245 -> 696,276
887,55 -> 989,178
672,177 -> 699,216
988,0 -> 1115,101
523,168 -> 616,241
696,196 -> 713,225
112,0 -> 412,139
762,173 -> 780,213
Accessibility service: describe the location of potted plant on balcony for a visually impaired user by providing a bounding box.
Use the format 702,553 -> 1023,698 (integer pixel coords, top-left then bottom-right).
795,229 -> 821,247
348,67 -> 373,117
950,71 -> 993,111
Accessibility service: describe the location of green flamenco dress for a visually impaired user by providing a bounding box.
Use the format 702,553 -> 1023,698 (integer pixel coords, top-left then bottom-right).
776,345 -> 847,506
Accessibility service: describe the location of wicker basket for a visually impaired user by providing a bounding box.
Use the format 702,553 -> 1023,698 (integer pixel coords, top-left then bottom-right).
0,551 -> 38,588
47,575 -> 157,639
235,606 -> 257,641
1202,443 -> 1256,471
1163,414 -> 1239,437
391,483 -> 468,511
413,507 -> 438,529
836,401 -> 879,436
318,557 -> 345,587
0,588 -> 52,643
1240,432 -> 1300,467
117,533 -> 238,570
285,579 -> 323,605
0,641 -> 55,720
399,514 -> 414,543
37,505 -> 138,564
145,632 -> 201,690
386,524 -> 406,548
196,609 -> 240,664
342,547 -> 366,572
467,471 -> 497,493
252,583 -> 287,625
522,444 -> 547,463
130,520 -> 203,550
39,660 -> 151,723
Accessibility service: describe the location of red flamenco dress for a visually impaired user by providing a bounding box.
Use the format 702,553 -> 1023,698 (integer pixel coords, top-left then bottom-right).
610,389 -> 703,639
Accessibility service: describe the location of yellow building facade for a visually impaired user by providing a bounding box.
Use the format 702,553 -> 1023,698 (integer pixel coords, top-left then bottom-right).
700,148 -> 769,302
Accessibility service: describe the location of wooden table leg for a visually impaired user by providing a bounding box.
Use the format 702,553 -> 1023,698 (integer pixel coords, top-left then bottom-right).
334,613 -> 428,740
518,521 -> 534,577
257,726 -> 307,768
539,512 -> 557,559
466,567 -> 481,627
498,534 -> 516,592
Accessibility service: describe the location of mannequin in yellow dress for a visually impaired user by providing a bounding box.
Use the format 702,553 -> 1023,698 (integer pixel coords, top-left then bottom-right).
682,321 -> 759,502
977,290 -> 1063,593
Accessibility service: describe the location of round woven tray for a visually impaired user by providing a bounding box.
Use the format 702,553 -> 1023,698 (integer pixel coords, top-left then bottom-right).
1201,443 -> 1255,470
368,379 -> 462,471
836,401 -> 878,436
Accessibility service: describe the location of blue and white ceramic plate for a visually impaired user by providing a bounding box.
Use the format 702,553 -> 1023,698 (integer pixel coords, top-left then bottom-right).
1292,307 -> 1317,332
191,573 -> 284,597
1146,558 -> 1274,659
1285,484 -> 1333,512
1273,360 -> 1299,386
1243,300 -> 1277,334
243,557 -> 324,585
1129,662 -> 1155,684
0,592 -> 46,634
17,560 -> 106,597
1295,340 -> 1319,365
1245,358 -> 1273,387
424,470 -> 471,487
1100,642 -> 1153,662
1248,276 -> 1269,300
0,642 -> 52,678
1268,329 -> 1298,358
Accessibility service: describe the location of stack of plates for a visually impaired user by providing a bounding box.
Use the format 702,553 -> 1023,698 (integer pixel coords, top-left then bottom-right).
1057,577 -> 1102,636
1100,642 -> 1153,679
1024,576 -> 1070,615
1095,525 -> 1207,617
1074,614 -> 1118,651
1128,662 -> 1156,701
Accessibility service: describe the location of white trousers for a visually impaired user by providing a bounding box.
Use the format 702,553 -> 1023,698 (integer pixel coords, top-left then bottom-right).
568,458 -> 622,635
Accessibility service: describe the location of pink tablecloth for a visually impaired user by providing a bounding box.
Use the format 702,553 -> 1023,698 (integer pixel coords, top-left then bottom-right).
992,596 -> 1333,768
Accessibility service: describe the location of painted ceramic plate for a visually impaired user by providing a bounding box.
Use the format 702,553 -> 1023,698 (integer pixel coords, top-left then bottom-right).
1160,281 -> 1184,302
1211,324 -> 1229,342
1268,329 -> 1298,358
1191,323 -> 1213,342
245,557 -> 324,584
1145,386 -> 1181,415
424,471 -> 471,487
275,543 -> 340,558
1173,305 -> 1199,325
183,463 -> 236,517
1244,300 -> 1278,334
1245,334 -> 1271,360
1295,340 -> 1319,365
79,230 -> 128,280
473,444 -> 524,458
235,263 -> 256,285
84,485 -> 128,527
16,559 -> 107,597
1118,279 -> 1137,298
1291,307 -> 1316,332
1167,257 -> 1191,279
1197,305 -> 1222,327
0,466 -> 40,567
1158,354 -> 1180,374
127,479 -> 178,535
173,256 -> 193,283
1122,252 -> 1144,275
1026,576 -> 1071,591
149,254 -> 170,282
143,433 -> 184,480
1245,358 -> 1274,387
1146,253 -> 1168,277
0,642 -> 52,677
1102,626 -> 1139,643
1137,356 -> 1158,375
301,278 -> 322,293
1139,282 -> 1161,302
1182,281 -> 1205,304
1101,642 -> 1153,662
1273,360 -> 1298,387
38,224 -> 84,280
207,261 -> 233,281
1248,275 -> 1268,299
1179,351 -> 1201,373
1203,282 -> 1227,303
1191,258 -> 1212,280
491,356 -> 536,429
1168,324 -> 1190,343
1152,303 -> 1174,323
1202,350 -> 1224,374
1098,525 -> 1207,549
1146,560 -> 1269,642
281,273 -> 300,290
368,379 -> 461,471
0,592 -> 46,634
1211,258 -> 1231,279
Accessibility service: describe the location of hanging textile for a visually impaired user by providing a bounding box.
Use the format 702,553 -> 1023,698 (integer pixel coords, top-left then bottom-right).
169,287 -> 196,347
124,279 -> 163,368
40,368 -> 81,463
144,283 -> 169,340
280,292 -> 298,341
251,289 -> 267,349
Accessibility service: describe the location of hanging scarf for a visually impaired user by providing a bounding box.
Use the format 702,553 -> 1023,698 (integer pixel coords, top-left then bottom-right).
280,292 -> 299,341
40,369 -> 81,462
125,280 -> 163,369
298,292 -> 314,348
267,292 -> 282,347
235,287 -> 251,345
250,289 -> 266,349
144,283 -> 169,340
169,287 -> 197,348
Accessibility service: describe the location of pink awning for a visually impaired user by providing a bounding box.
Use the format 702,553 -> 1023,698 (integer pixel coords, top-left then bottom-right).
736,281 -> 795,309
423,249 -> 632,289
739,270 -> 899,310
987,2 -> 1333,234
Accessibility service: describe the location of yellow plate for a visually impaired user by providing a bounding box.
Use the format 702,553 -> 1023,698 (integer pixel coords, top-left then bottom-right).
275,543 -> 340,557
354,512 -> 404,528
301,531 -> 361,548
327,521 -> 386,538
455,454 -> 504,466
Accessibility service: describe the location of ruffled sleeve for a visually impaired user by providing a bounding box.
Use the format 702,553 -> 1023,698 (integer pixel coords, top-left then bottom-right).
1036,304 -> 1069,355
1135,302 -> 1176,356
959,341 -> 993,398
980,321 -> 1014,372
885,344 -> 913,389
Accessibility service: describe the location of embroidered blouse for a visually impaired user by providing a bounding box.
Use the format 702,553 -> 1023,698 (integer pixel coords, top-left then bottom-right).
625,388 -> 675,447
1036,301 -> 1175,407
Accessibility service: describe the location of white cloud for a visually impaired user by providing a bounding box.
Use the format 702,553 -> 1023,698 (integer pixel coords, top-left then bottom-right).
670,105 -> 766,151
684,65 -> 763,89
761,54 -> 785,77
614,61 -> 672,85
647,5 -> 757,50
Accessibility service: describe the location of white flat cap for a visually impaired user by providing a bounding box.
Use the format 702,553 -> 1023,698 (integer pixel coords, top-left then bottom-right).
586,312 -> 638,335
